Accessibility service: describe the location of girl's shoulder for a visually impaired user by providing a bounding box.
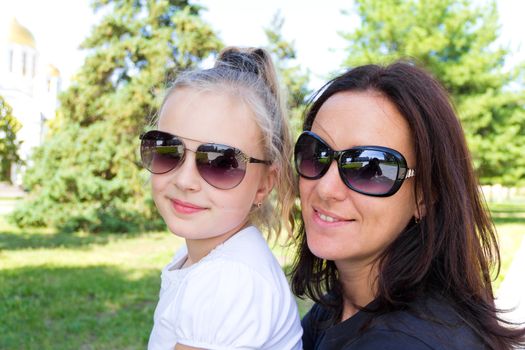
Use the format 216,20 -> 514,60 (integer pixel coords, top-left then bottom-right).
157,226 -> 302,349
172,225 -> 295,313
195,225 -> 285,282
160,226 -> 288,300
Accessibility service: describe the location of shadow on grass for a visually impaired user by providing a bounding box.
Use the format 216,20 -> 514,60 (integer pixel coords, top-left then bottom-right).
0,229 -> 148,251
490,207 -> 525,214
493,216 -> 525,225
488,202 -> 525,225
0,265 -> 159,350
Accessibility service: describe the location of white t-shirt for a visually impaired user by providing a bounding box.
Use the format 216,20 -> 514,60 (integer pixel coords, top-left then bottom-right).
148,226 -> 303,350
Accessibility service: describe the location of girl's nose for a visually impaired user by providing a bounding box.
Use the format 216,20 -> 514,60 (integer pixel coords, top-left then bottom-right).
171,151 -> 202,192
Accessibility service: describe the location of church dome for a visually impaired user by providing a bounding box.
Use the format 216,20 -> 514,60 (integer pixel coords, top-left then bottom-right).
47,64 -> 61,77
7,18 -> 36,48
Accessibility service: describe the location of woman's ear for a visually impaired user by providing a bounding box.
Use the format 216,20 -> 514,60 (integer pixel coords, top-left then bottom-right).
254,165 -> 276,205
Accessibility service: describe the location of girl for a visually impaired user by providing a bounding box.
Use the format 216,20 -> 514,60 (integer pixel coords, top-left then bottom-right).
292,62 -> 525,349
141,47 -> 302,350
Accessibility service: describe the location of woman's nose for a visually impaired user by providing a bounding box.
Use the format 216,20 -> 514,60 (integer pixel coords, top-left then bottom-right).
315,161 -> 347,201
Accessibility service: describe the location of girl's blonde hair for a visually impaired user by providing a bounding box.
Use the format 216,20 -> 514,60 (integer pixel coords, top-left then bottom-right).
157,47 -> 296,240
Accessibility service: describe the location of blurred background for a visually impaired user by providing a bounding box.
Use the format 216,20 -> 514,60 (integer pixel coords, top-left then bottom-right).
1,0 -> 524,348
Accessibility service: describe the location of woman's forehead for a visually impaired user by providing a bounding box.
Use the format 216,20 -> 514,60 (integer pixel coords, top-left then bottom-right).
311,91 -> 415,164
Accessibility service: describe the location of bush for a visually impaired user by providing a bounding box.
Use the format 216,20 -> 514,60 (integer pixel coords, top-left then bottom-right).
8,122 -> 164,233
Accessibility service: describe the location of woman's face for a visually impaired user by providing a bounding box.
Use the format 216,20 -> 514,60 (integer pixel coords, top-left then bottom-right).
299,91 -> 419,268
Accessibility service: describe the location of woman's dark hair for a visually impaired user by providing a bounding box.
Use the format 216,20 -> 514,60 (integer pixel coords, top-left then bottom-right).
290,62 -> 525,349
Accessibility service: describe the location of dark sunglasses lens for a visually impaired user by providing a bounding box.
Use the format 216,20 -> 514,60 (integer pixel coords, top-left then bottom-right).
141,132 -> 184,174
196,145 -> 246,189
340,149 -> 398,195
295,134 -> 331,178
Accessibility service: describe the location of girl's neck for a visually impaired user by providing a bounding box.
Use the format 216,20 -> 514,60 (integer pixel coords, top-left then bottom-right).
183,221 -> 250,268
335,259 -> 378,321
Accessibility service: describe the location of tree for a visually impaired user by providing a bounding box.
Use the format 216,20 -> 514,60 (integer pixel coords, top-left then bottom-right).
10,0 -> 222,232
264,12 -> 311,137
0,96 -> 22,183
340,0 -> 525,186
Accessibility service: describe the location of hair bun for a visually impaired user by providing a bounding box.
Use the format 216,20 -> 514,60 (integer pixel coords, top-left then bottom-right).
216,46 -> 281,108
216,47 -> 264,76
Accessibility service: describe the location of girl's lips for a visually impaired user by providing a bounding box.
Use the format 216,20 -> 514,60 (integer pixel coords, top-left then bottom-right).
171,198 -> 207,214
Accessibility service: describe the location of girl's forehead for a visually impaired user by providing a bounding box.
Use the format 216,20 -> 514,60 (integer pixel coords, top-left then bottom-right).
158,88 -> 266,157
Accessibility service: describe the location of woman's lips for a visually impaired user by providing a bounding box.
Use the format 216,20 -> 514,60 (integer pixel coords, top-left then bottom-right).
312,207 -> 354,226
171,198 -> 207,214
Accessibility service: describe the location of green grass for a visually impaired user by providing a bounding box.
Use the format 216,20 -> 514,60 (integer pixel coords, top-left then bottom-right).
0,201 -> 523,349
489,202 -> 525,290
0,218 -> 183,350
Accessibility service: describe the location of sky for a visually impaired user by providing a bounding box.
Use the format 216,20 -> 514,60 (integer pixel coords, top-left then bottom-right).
0,0 -> 524,89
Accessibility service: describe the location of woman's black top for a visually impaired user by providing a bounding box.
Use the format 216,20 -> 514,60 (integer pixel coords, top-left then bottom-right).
302,296 -> 486,349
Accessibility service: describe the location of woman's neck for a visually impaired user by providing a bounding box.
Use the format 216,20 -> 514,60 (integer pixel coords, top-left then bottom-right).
335,259 -> 378,321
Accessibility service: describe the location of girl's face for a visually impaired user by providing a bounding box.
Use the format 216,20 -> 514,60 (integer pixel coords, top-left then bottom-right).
152,87 -> 273,241
299,91 -> 419,269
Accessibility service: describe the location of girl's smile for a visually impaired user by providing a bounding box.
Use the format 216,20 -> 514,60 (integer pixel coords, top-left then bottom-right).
170,198 -> 208,215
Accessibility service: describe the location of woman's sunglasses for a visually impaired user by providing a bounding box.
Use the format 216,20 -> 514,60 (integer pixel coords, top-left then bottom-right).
294,131 -> 415,197
140,130 -> 271,190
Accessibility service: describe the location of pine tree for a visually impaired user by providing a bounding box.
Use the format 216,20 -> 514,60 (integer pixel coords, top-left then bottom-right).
264,12 -> 311,137
11,0 -> 222,232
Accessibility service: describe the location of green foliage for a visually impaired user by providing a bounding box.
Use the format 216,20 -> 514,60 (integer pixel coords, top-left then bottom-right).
340,0 -> 525,185
10,0 -> 222,232
264,12 -> 311,137
0,96 -> 22,183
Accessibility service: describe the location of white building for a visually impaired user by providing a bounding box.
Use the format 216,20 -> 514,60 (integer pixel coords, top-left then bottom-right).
0,18 -> 61,185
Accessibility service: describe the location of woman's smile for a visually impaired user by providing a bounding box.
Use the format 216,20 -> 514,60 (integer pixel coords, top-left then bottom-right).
312,207 -> 354,225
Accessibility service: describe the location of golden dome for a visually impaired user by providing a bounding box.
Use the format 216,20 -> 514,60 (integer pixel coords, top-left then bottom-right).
47,64 -> 60,77
8,18 -> 36,48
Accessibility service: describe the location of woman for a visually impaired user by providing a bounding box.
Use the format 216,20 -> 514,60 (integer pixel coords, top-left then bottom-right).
291,62 -> 525,349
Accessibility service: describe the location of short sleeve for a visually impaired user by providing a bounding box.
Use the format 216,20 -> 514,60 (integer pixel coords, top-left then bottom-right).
169,260 -> 290,349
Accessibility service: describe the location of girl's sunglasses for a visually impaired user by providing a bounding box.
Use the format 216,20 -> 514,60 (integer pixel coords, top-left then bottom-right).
140,130 -> 271,190
294,131 -> 415,197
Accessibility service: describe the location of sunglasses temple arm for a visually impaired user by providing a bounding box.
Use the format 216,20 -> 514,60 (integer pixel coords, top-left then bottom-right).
249,157 -> 272,165
406,169 -> 416,178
